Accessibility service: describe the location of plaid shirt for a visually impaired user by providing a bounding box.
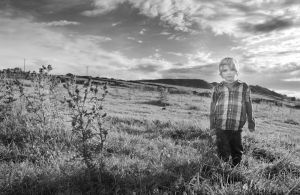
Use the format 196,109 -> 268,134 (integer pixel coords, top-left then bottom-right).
210,80 -> 255,131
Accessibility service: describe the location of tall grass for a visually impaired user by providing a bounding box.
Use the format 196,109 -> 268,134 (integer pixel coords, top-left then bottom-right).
0,69 -> 299,194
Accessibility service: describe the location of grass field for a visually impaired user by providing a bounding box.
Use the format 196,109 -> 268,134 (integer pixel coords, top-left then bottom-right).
0,76 -> 299,195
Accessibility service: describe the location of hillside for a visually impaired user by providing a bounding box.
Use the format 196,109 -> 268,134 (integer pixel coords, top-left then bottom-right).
136,79 -> 212,89
61,76 -> 296,107
249,85 -> 286,100
137,79 -> 288,101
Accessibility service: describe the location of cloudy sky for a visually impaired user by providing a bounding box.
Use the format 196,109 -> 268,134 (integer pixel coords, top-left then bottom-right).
0,0 -> 300,97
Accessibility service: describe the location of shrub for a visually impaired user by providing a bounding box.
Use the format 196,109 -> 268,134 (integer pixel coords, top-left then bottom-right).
158,87 -> 169,107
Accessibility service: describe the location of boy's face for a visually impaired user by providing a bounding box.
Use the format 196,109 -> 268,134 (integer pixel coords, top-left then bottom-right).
220,64 -> 238,83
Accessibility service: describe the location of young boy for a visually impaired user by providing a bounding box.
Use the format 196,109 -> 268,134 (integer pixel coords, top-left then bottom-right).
210,57 -> 255,166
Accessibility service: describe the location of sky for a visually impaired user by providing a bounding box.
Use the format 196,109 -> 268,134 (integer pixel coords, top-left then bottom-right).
0,0 -> 300,98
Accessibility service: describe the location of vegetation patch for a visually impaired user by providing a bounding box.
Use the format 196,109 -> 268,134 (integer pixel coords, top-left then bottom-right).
263,159 -> 300,179
251,147 -> 280,162
187,105 -> 200,110
140,100 -> 171,107
162,128 -> 211,142
284,119 -> 299,125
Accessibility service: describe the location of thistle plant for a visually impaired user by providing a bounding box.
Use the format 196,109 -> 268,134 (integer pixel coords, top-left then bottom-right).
20,65 -> 60,126
63,76 -> 108,169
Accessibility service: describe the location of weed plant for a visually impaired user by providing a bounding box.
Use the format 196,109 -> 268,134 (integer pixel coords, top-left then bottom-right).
63,75 -> 108,170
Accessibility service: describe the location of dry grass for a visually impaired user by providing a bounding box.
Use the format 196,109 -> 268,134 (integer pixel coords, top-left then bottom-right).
0,80 -> 300,194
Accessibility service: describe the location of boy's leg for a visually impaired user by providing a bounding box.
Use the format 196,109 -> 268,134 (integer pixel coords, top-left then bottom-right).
216,129 -> 231,163
230,131 -> 243,166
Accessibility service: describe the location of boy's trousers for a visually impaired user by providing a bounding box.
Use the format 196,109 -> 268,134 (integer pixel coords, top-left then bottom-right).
215,129 -> 243,166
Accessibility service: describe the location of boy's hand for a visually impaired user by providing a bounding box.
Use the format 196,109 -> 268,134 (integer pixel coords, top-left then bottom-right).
209,128 -> 217,143
210,128 -> 216,135
249,128 -> 255,132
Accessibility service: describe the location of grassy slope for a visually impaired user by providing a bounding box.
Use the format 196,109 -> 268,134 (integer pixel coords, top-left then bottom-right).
0,83 -> 300,194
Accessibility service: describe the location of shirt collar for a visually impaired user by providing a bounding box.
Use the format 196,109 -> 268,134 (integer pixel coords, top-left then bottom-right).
220,79 -> 242,86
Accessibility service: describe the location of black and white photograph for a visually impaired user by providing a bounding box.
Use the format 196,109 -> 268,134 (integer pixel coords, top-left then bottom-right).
0,0 -> 299,194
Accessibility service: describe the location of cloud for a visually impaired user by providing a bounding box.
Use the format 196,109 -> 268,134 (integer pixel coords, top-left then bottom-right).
282,78 -> 300,82
77,0 -> 300,38
164,64 -> 216,74
185,51 -> 215,66
240,64 -> 258,74
197,0 -> 298,36
271,62 -> 300,73
167,52 -> 183,57
127,36 -> 135,40
240,17 -> 293,33
173,62 -> 184,66
161,63 -> 219,81
241,62 -> 300,75
158,51 -> 218,80
167,34 -> 186,41
82,0 -> 126,16
40,20 -> 80,26
110,56 -> 173,79
0,12 -> 177,80
5,0 -> 300,38
129,63 -> 161,73
7,0 -> 89,14
127,36 -> 143,44
0,14 -> 122,77
139,28 -> 146,34
233,23 -> 300,77
112,21 -> 122,26
160,31 -> 171,35
83,0 -> 201,32
274,89 -> 300,98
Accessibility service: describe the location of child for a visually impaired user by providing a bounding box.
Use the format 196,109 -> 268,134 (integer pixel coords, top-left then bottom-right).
210,57 -> 255,166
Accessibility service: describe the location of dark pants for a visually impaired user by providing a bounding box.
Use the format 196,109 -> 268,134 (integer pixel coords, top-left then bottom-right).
216,129 -> 243,166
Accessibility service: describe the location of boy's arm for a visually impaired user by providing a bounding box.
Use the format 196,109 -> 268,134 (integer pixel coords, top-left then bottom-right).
210,87 -> 218,130
245,87 -> 255,131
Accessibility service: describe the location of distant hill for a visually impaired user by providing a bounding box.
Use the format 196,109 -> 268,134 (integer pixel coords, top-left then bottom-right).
136,79 -> 288,101
136,79 -> 212,89
249,85 -> 286,100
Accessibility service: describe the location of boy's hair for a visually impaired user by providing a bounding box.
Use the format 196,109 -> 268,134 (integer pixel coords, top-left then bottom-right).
219,57 -> 239,73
